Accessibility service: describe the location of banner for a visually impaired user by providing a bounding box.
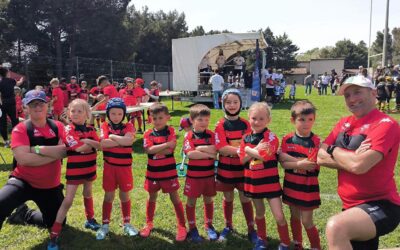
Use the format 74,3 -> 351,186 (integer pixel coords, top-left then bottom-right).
251,39 -> 261,101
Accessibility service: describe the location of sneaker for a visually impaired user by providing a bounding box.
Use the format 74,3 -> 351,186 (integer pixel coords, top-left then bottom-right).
7,203 -> 28,225
247,230 -> 258,244
278,243 -> 290,250
47,238 -> 59,250
4,140 -> 10,148
137,129 -> 143,134
218,226 -> 233,241
123,223 -> 139,237
206,225 -> 218,241
140,223 -> 153,238
96,224 -> 109,240
253,237 -> 267,250
293,243 -> 303,250
84,218 -> 101,231
187,228 -> 203,243
175,225 -> 187,242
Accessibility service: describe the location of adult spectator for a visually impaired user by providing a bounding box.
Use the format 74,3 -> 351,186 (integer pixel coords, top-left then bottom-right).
0,66 -> 23,147
320,72 -> 330,95
0,90 -> 66,230
232,51 -> 245,78
317,76 -> 400,250
209,69 -> 224,109
330,69 -> 338,95
199,55 -> 211,84
304,74 -> 314,95
392,65 -> 399,79
340,69 -> 349,86
96,75 -> 119,106
215,49 -> 226,77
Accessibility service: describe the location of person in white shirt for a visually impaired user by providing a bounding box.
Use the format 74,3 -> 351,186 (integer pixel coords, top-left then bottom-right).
209,69 -> 224,109
232,52 -> 245,78
320,72 -> 331,95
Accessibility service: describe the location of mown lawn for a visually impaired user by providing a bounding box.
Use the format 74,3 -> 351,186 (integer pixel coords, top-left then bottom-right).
0,86 -> 399,250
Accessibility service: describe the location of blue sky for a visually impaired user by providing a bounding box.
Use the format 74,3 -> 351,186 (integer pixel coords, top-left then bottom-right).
130,0 -> 400,53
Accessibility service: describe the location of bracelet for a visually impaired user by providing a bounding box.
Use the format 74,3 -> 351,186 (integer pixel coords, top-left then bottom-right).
34,145 -> 41,155
326,145 -> 337,158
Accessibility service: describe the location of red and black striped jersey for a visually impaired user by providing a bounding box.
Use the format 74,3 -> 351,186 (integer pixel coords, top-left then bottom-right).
143,126 -> 177,181
183,129 -> 215,179
100,122 -> 134,167
239,128 -> 282,199
215,117 -> 250,184
63,123 -> 99,181
281,132 -> 321,209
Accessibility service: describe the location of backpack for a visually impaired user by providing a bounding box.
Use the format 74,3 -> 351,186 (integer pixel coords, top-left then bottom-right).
12,119 -> 59,170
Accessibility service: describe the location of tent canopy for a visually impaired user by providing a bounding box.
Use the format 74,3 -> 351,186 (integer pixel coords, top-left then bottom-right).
172,32 -> 267,91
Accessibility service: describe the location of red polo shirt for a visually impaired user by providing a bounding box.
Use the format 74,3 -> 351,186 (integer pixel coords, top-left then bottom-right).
324,109 -> 400,209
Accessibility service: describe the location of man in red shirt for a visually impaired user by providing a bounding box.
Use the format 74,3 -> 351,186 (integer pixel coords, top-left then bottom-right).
317,76 -> 400,250
0,90 -> 66,230
97,75 -> 119,106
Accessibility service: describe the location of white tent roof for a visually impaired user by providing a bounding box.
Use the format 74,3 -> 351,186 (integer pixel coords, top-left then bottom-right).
172,32 -> 267,91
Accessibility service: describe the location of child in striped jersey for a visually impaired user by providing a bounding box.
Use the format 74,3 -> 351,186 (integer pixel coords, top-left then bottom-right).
183,104 -> 218,242
214,89 -> 256,243
279,100 -> 321,250
139,104 -> 187,241
239,102 -> 290,250
48,99 -> 101,250
96,98 -> 138,240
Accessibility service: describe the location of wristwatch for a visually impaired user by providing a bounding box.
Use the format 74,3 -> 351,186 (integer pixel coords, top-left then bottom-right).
34,145 -> 41,155
326,145 -> 337,158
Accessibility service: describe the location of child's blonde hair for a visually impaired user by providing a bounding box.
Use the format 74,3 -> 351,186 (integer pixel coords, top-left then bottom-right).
50,78 -> 59,85
248,102 -> 271,118
68,98 -> 91,120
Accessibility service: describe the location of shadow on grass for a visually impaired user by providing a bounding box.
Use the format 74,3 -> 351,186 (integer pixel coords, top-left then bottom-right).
29,225 -> 178,250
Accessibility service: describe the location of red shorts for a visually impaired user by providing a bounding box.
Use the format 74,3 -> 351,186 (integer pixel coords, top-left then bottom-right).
102,166 -> 133,192
66,175 -> 96,185
144,178 -> 180,193
216,180 -> 244,192
184,177 -> 216,198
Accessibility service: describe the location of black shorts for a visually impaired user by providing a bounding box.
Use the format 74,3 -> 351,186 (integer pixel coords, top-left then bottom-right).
266,88 -> 274,97
350,200 -> 400,250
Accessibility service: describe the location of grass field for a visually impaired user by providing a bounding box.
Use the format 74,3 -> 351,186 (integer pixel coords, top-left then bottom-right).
0,86 -> 399,250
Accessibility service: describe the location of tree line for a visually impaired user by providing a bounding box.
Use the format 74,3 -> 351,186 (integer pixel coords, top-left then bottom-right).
297,28 -> 400,68
1,0 -> 397,79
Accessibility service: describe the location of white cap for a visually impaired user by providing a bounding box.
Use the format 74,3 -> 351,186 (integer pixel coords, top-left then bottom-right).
337,76 -> 375,95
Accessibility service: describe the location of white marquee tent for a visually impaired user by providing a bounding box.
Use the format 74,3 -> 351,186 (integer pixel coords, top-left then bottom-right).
172,32 -> 267,91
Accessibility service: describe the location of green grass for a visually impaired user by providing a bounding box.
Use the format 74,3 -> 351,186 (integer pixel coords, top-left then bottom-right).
0,86 -> 399,250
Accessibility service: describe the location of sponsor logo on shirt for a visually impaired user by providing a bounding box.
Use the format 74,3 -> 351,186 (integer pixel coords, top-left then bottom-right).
66,135 -> 78,147
360,124 -> 370,133
33,129 -> 41,137
379,118 -> 392,124
215,133 -> 220,145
